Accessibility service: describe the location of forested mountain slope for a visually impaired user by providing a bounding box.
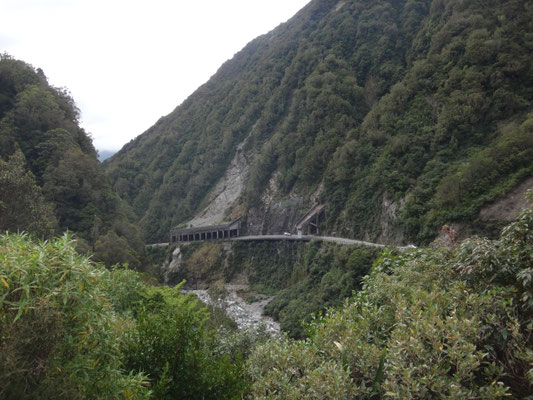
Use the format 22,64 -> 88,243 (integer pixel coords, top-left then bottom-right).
0,55 -> 145,267
105,0 -> 533,244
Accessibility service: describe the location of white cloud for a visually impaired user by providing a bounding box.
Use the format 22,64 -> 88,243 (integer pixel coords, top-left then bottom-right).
1,0 -> 310,151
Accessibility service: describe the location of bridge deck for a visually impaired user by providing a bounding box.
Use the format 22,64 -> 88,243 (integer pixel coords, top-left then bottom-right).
232,234 -> 312,242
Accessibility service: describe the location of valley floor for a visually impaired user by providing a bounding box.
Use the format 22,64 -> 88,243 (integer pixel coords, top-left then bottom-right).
186,285 -> 280,334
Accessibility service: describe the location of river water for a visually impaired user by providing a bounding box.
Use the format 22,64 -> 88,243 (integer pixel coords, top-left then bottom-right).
187,286 -> 280,335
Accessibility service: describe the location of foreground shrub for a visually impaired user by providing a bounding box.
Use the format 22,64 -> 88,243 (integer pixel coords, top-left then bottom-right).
0,233 -> 148,399
0,233 -> 252,399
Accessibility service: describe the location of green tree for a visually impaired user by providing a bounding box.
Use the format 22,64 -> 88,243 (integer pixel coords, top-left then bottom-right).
0,150 -> 56,237
0,55 -> 145,268
123,285 -> 250,399
93,230 -> 139,268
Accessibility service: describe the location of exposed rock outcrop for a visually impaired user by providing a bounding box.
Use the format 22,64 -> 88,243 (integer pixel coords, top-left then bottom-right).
376,193 -> 405,245
187,138 -> 251,228
163,246 -> 184,283
479,177 -> 533,222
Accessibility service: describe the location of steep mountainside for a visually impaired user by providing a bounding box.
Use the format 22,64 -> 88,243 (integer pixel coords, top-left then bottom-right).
0,55 -> 145,267
106,0 -> 533,244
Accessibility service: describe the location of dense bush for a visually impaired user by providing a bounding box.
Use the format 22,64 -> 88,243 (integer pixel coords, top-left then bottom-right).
263,243 -> 382,338
122,284 -> 250,399
0,233 -> 252,399
248,197 -> 533,398
0,233 -> 148,399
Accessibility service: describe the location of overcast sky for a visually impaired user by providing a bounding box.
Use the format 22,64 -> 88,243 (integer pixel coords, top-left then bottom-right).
0,0 -> 310,153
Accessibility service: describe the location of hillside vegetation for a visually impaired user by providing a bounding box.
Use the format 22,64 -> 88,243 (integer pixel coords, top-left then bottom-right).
106,0 -> 533,243
2,193 -> 532,398
0,54 -> 145,267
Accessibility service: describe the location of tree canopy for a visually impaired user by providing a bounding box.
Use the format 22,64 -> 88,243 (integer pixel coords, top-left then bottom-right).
0,54 -> 144,267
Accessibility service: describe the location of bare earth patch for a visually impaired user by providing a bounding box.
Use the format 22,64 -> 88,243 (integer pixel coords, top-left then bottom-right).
479,177 -> 533,221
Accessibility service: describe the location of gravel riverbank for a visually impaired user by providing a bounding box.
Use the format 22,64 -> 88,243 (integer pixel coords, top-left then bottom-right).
187,286 -> 280,334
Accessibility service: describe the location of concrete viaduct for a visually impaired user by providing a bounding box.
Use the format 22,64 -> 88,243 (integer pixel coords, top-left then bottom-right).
162,206 -> 412,250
